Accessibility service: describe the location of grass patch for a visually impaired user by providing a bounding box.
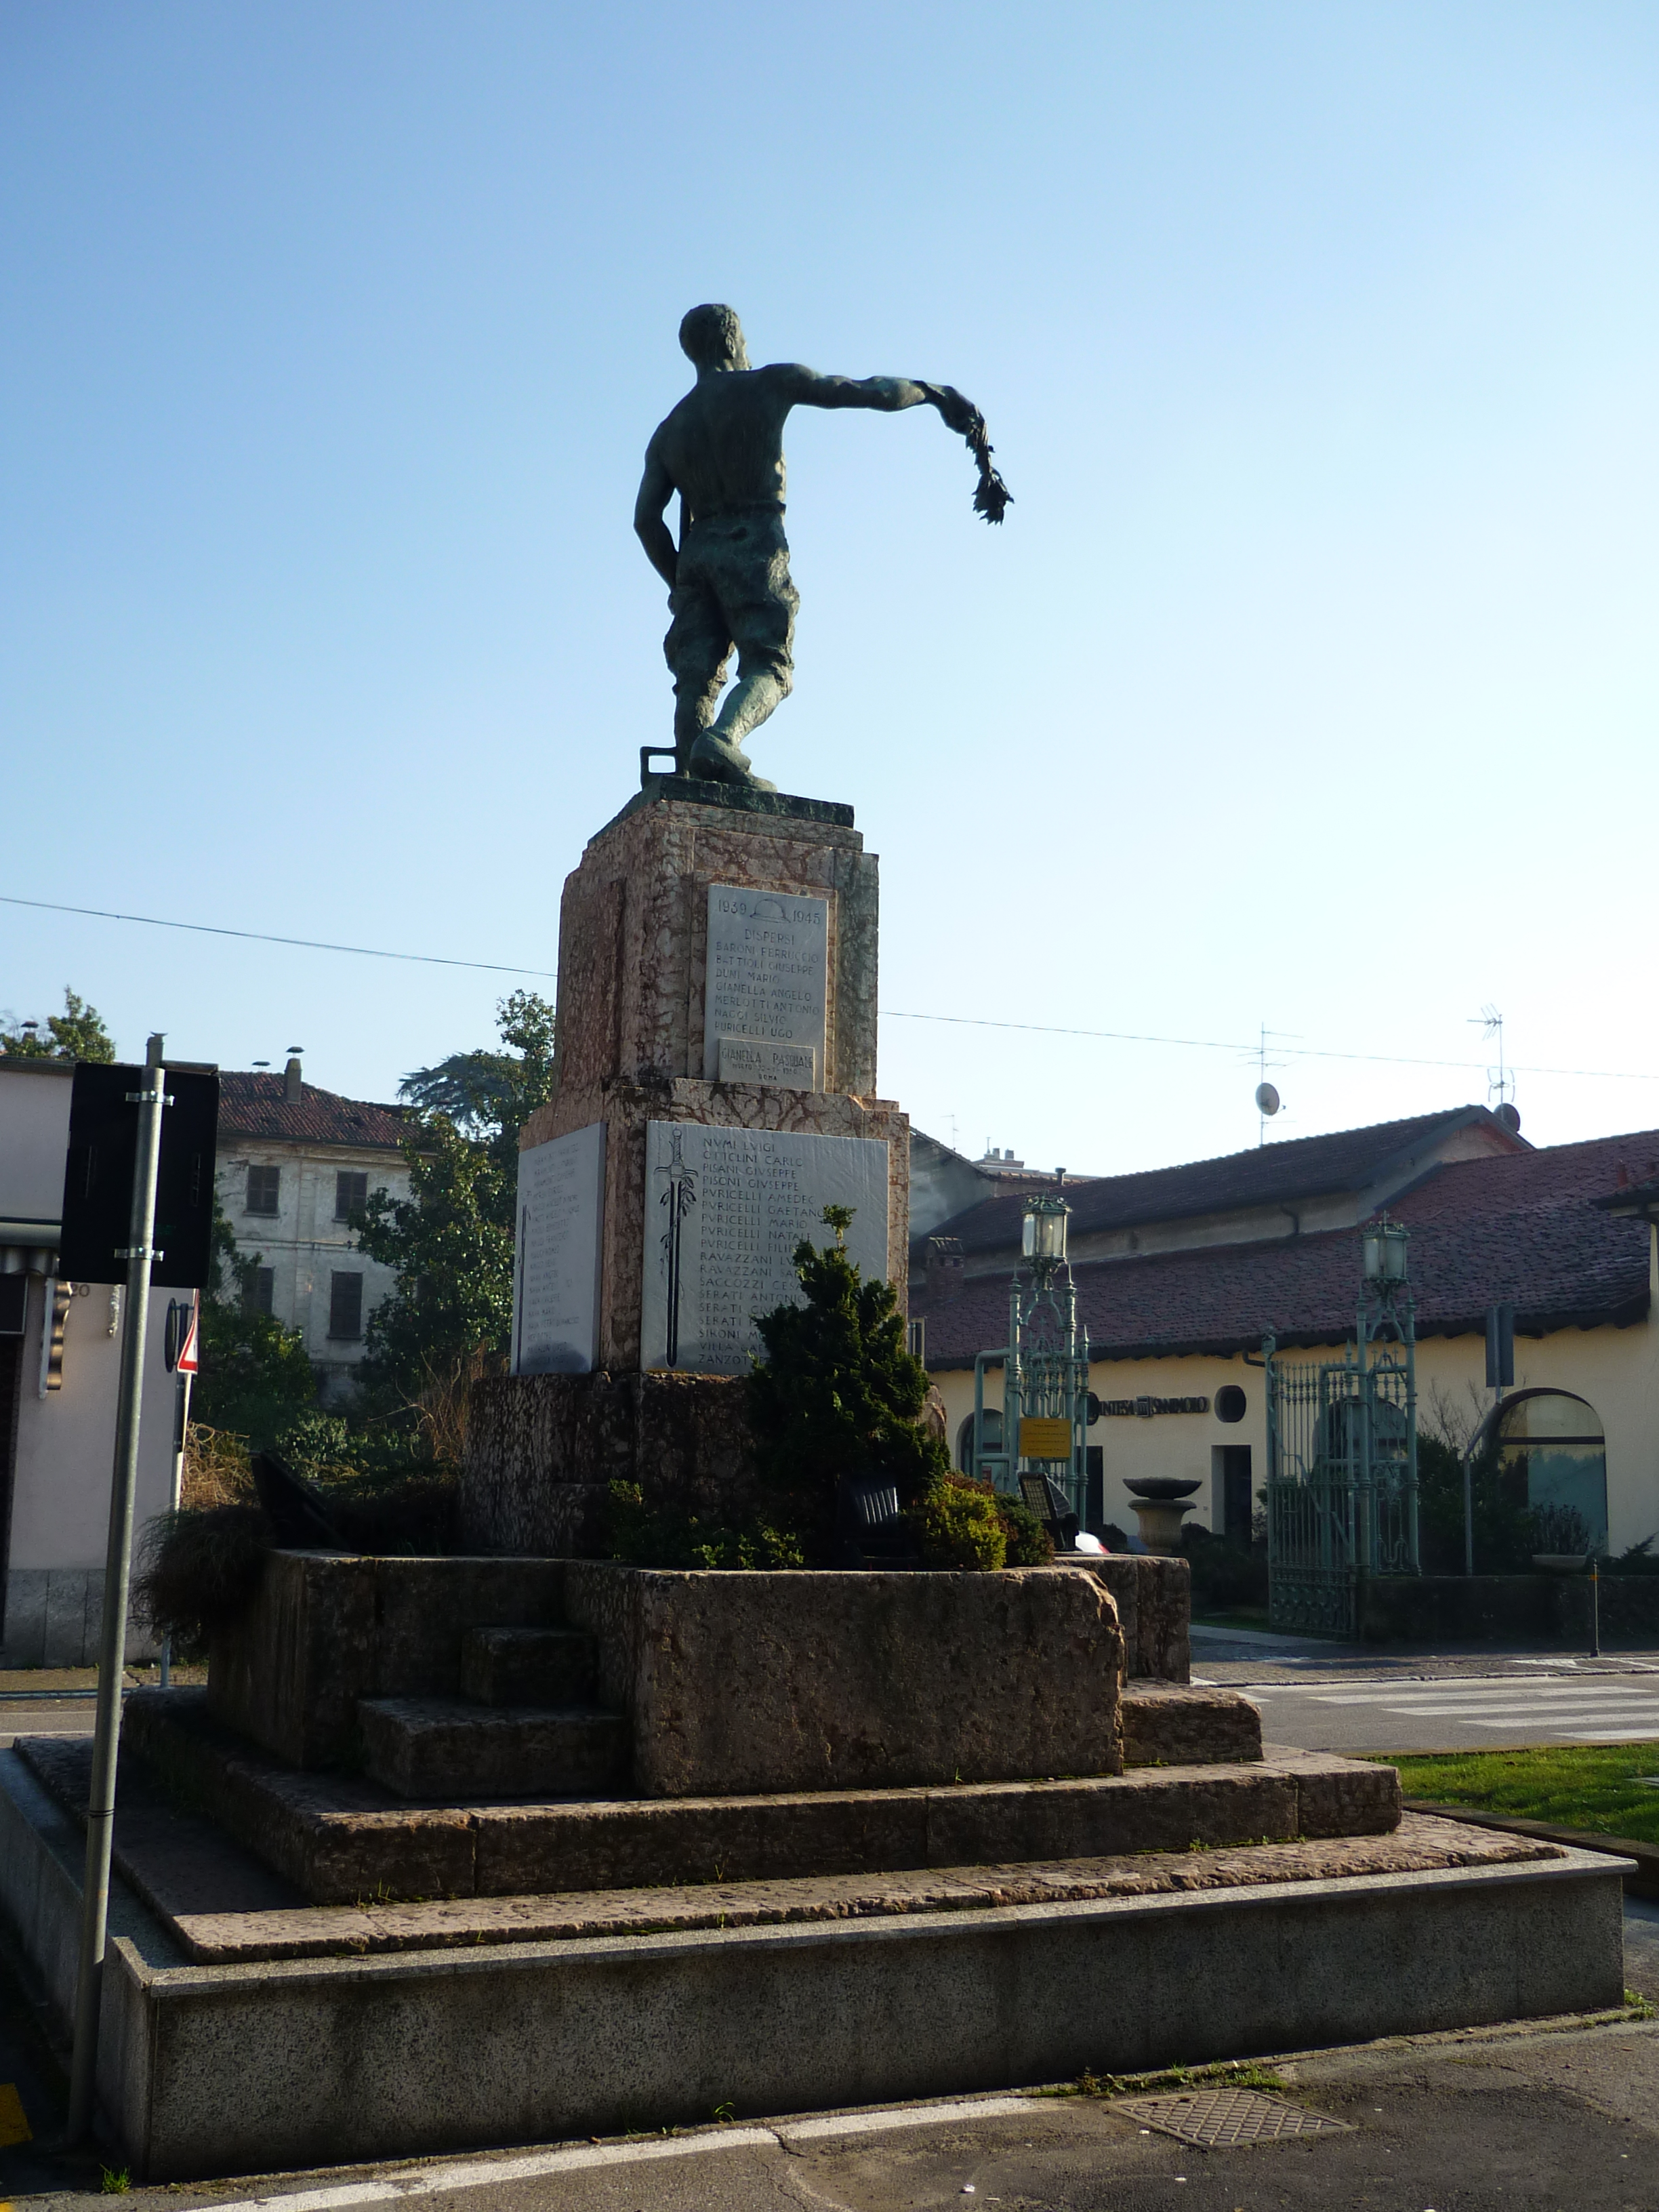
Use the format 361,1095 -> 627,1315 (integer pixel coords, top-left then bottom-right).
1374,1742 -> 1659,1843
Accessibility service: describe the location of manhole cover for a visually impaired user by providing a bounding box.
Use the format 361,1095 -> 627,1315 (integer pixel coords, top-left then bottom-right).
1118,2087 -> 1354,2148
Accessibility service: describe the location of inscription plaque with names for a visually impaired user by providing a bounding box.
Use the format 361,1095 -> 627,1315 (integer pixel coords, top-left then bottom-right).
641,1121 -> 888,1375
717,1036 -> 817,1086
703,884 -> 828,1084
512,1122 -> 605,1374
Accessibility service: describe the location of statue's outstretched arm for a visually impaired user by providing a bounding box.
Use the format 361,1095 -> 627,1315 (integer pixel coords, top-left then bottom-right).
774,366 -> 1011,524
634,447 -> 679,585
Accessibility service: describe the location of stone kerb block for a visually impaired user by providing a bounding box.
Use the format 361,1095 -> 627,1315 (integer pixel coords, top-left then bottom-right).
563,1563 -> 1125,1797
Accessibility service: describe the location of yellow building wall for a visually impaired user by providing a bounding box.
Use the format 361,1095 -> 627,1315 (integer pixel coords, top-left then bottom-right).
934,1233 -> 1659,1553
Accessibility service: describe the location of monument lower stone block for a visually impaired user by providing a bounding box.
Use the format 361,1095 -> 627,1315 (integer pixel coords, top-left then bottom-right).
559,1562 -> 1126,1797
461,1368 -> 760,1552
207,1554 -> 572,1770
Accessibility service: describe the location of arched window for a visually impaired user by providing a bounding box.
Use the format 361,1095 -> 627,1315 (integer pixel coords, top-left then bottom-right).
956,1408 -> 1002,1474
1494,1390 -> 1607,1555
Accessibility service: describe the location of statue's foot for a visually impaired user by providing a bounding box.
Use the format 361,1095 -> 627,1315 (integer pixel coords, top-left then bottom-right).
687,733 -> 777,792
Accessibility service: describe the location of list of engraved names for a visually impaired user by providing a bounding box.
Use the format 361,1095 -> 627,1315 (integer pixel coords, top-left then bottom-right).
703,884 -> 828,1082
640,1123 -> 888,1374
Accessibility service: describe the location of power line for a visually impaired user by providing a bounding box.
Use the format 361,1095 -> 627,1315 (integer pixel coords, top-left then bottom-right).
7,886 -> 1656,1086
0,893 -> 558,980
878,1008 -> 1659,1086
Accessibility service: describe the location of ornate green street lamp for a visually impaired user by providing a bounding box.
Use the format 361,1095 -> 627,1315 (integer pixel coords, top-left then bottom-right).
1021,1187 -> 1070,1284
972,1172 -> 1091,1532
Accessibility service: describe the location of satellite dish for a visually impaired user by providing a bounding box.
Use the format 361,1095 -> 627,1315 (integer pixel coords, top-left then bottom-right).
1495,1101 -> 1521,1134
1255,1082 -> 1281,1117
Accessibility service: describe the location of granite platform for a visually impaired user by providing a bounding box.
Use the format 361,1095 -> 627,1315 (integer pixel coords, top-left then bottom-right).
0,1742 -> 1628,2181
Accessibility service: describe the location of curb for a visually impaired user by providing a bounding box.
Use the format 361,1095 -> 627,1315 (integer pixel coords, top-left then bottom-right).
1404,1799 -> 1659,1895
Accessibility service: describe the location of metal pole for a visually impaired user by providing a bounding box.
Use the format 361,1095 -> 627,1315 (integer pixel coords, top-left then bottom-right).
158,1346 -> 192,1692
68,1033 -> 167,2145
1590,1557 -> 1601,1660
1462,1446 -> 1475,1576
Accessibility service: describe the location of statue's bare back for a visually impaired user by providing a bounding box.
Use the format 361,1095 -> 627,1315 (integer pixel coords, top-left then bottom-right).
635,306 -> 1008,790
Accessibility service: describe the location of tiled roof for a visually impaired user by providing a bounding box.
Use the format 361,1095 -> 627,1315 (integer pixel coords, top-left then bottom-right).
919,1107 -> 1522,1256
217,1073 -> 409,1151
915,1128 -> 1659,1368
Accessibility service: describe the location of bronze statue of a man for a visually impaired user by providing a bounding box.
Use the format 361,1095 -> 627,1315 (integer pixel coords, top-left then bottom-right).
635,304 -> 1008,790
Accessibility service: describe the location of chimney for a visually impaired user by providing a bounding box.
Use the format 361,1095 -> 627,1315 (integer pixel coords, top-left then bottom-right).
284,1055 -> 303,1105
925,1235 -> 964,1297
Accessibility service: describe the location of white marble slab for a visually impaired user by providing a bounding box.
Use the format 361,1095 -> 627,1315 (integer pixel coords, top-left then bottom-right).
640,1122 -> 889,1375
716,1036 -> 817,1087
512,1122 -> 605,1375
702,884 -> 828,1084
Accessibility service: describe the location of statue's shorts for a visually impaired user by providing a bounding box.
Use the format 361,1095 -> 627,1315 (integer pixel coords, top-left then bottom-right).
664,506 -> 799,691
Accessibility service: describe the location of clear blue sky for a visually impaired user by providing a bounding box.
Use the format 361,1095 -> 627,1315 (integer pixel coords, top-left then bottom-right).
5,2 -> 1657,1176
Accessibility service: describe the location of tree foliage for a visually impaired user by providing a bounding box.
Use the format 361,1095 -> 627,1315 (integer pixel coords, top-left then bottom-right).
352,992 -> 556,1404
1,987 -> 115,1061
191,1193 -> 316,1450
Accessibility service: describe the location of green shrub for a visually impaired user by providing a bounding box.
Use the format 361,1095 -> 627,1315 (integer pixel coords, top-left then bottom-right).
998,1491 -> 1055,1566
914,1479 -> 1008,1571
605,1481 -> 805,1571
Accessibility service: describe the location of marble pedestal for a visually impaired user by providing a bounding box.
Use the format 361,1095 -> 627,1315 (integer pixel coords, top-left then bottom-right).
518,783 -> 909,1370
474,783 -> 912,1548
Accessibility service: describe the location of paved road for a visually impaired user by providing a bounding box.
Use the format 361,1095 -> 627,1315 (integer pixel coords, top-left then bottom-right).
0,1692 -> 98,1748
1228,1667 -> 1659,1754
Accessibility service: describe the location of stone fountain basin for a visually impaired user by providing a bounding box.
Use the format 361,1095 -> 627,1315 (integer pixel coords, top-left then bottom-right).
1125,1478 -> 1202,1502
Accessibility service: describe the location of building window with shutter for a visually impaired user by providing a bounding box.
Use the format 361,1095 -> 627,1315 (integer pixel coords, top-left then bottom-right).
244,1267 -> 275,1317
329,1271 -> 365,1341
335,1170 -> 369,1222
245,1165 -> 281,1216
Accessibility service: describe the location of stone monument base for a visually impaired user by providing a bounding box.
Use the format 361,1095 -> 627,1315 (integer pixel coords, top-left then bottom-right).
0,1549 -> 1633,2176
462,1370 -> 759,1555
0,1740 -> 1626,2180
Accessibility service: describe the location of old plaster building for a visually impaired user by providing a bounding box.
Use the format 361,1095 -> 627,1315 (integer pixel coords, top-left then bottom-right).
911,1107 -> 1659,1557
216,1059 -> 411,1399
0,1056 -> 176,1664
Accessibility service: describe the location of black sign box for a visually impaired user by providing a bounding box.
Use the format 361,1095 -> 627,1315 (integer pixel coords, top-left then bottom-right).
58,1063 -> 220,1290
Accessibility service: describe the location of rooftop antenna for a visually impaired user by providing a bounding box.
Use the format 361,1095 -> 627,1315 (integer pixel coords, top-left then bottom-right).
1471,1005 -> 1517,1121
1252,1021 -> 1290,1147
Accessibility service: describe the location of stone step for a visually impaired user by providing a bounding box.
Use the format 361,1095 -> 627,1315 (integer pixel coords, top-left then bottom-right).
121,1691 -> 1397,1906
1120,1683 -> 1263,1767
460,1626 -> 596,1708
357,1698 -> 630,1801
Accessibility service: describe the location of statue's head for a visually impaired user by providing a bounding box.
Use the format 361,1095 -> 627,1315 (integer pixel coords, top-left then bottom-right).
679,304 -> 750,373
